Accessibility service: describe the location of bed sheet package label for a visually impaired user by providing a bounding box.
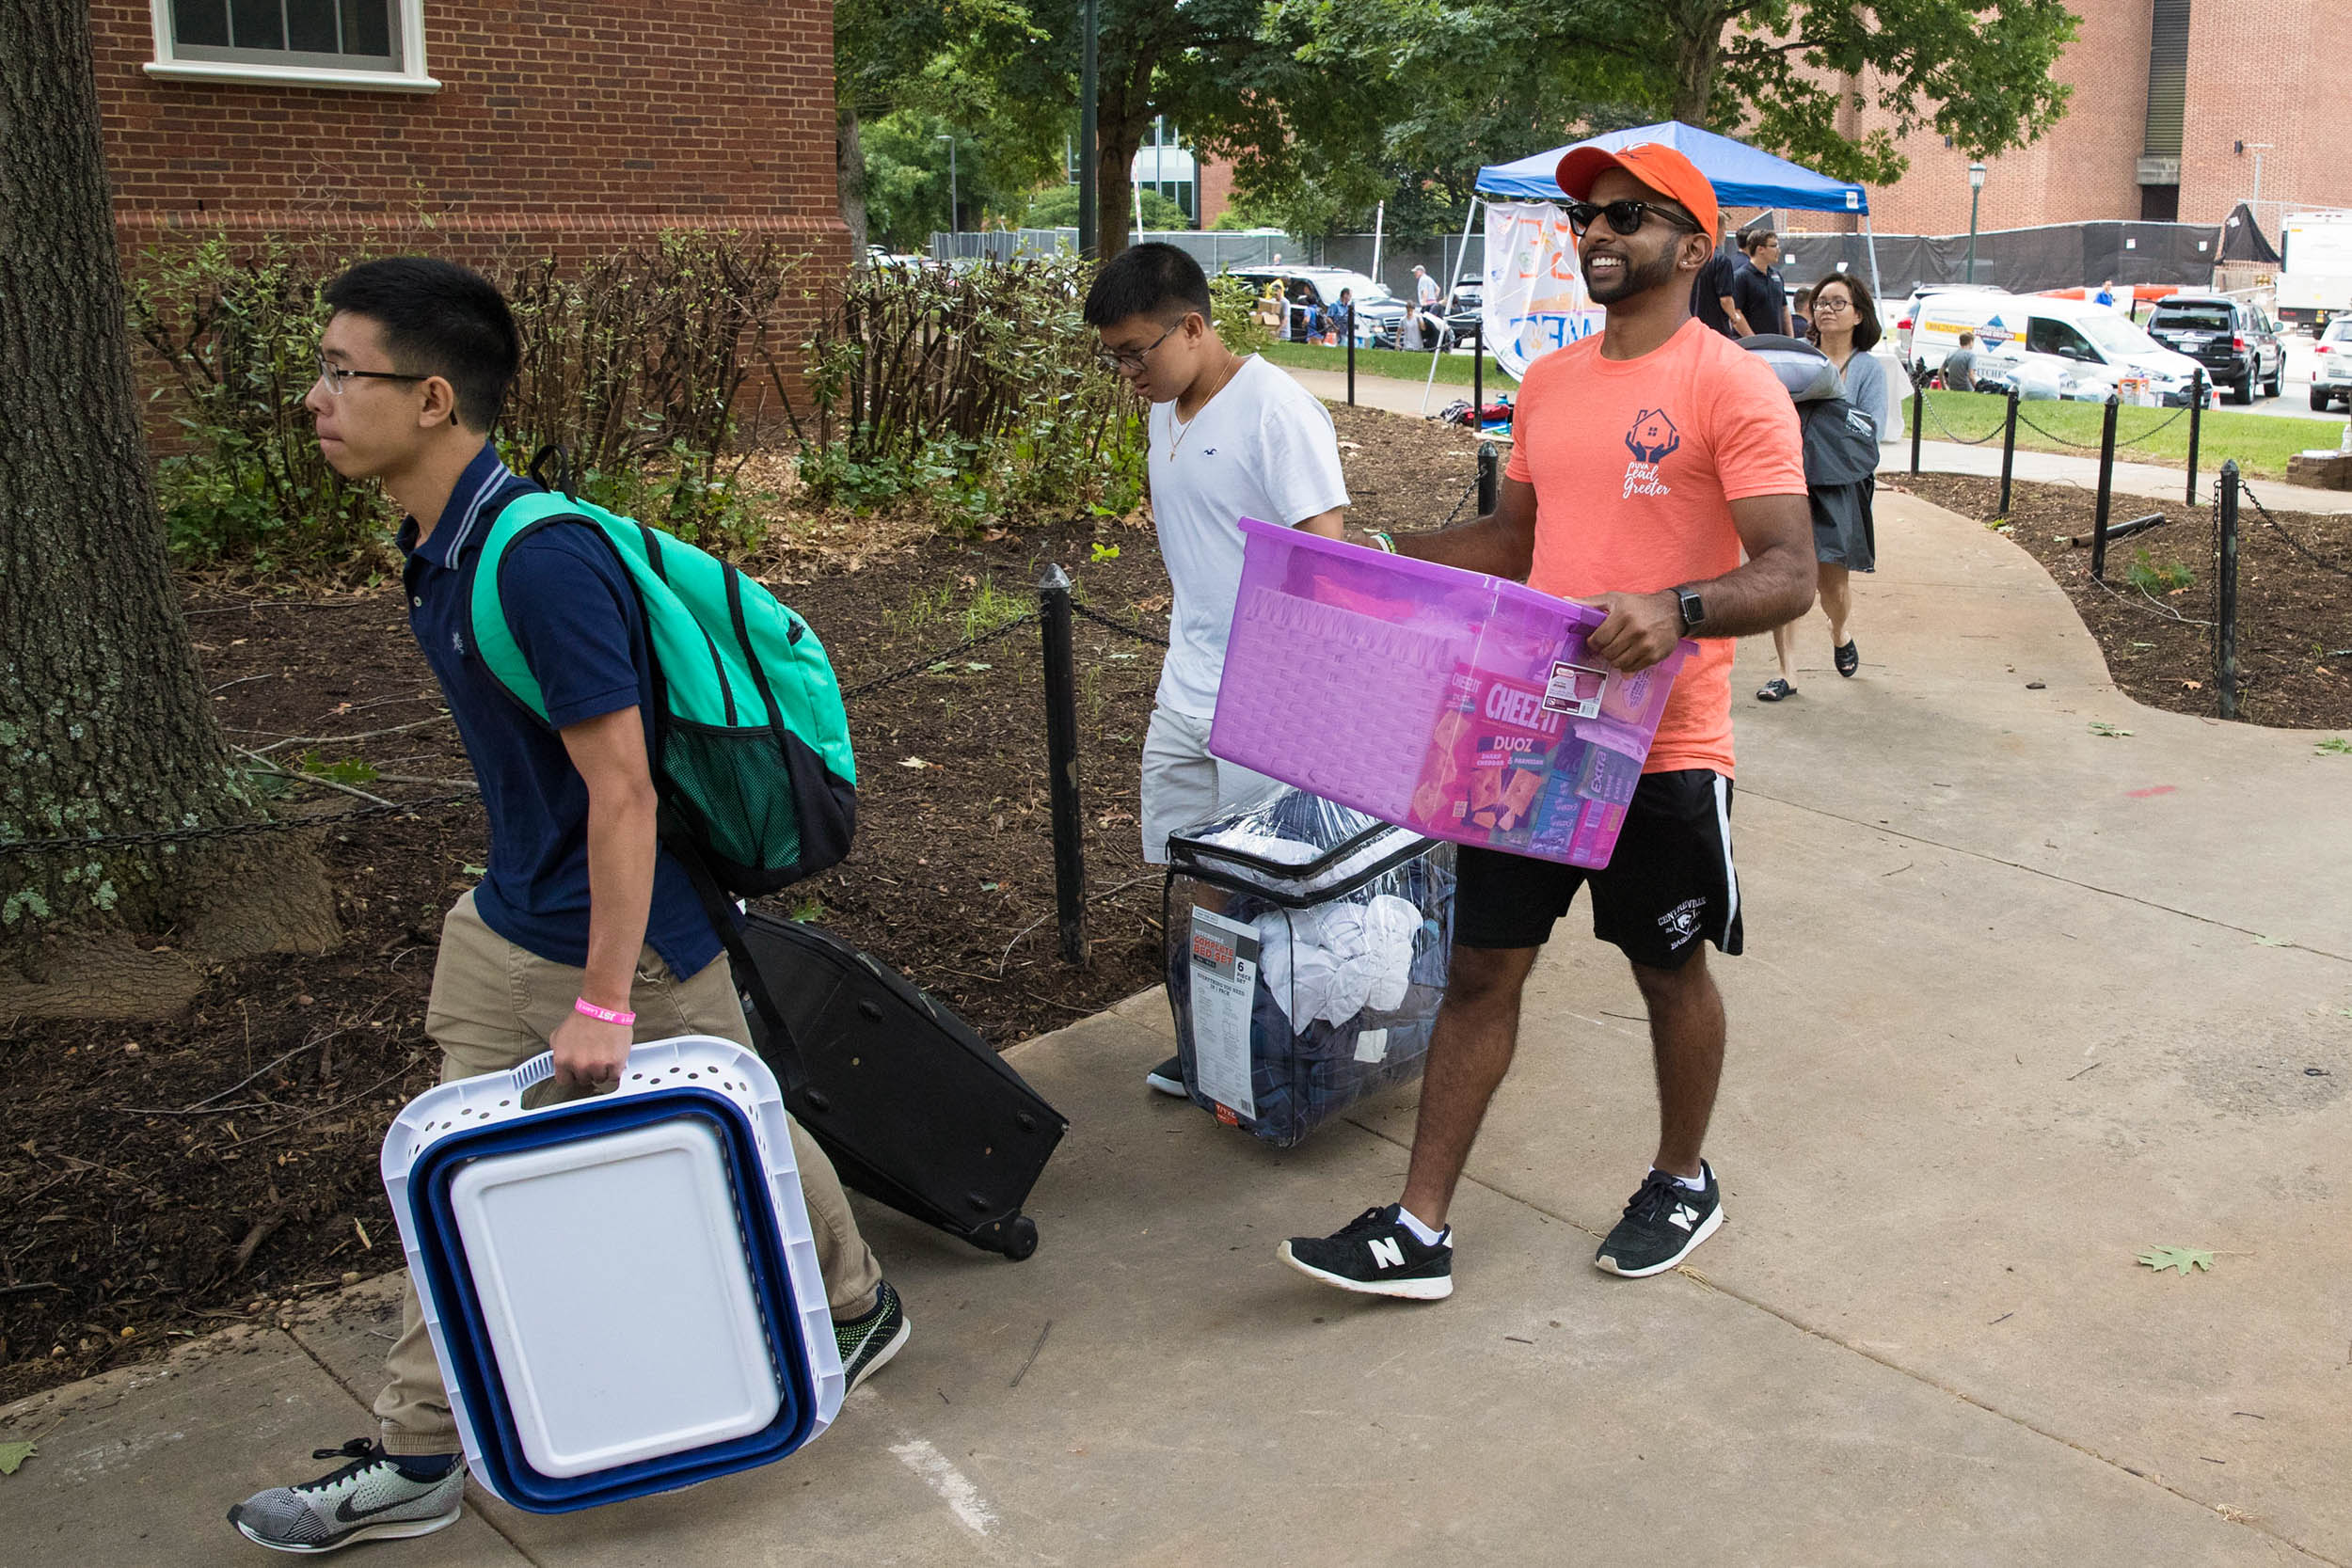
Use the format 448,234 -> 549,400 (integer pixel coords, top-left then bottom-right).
1210,517 -> 1689,869
1187,906 -> 1261,1121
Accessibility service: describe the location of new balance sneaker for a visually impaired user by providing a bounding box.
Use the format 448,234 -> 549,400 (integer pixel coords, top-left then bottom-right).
1144,1054 -> 1187,1097
226,1439 -> 464,1553
837,1278 -> 911,1392
1278,1204 -> 1454,1300
1595,1163 -> 1724,1277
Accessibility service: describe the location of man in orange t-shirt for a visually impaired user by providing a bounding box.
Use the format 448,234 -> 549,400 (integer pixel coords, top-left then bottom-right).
1281,144 -> 1815,1302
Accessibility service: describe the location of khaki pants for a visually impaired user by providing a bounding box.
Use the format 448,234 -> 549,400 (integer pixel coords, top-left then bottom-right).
373,891 -> 883,1454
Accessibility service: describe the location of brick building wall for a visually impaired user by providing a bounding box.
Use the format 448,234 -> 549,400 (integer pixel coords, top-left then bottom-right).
1793,0 -> 2351,239
1197,153 -> 1236,230
91,1 -> 847,280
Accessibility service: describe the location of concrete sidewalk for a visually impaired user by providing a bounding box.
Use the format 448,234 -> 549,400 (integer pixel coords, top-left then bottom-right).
1287,364 -> 2352,515
8,494 -> 2351,1565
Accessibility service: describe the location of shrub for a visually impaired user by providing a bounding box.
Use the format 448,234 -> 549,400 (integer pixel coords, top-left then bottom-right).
127,233 -> 807,577
787,257 -> 1145,529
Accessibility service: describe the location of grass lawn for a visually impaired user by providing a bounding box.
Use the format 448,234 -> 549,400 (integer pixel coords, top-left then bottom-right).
1899,389 -> 2337,480
1258,340 -> 1520,390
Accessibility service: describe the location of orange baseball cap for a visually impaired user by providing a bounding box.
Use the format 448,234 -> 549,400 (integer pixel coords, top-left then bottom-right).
1555,142 -> 1718,239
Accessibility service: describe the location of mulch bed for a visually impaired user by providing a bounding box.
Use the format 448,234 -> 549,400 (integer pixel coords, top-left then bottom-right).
1892,474 -> 2352,730
0,404 -> 1484,1406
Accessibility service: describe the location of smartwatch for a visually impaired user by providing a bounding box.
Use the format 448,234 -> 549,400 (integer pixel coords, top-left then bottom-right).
1673,585 -> 1706,634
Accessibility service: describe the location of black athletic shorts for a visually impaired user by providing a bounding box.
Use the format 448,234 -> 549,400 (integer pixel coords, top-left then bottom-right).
1454,768 -> 1741,969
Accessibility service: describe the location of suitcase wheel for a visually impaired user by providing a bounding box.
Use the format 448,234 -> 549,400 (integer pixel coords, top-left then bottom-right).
998,1214 -> 1040,1262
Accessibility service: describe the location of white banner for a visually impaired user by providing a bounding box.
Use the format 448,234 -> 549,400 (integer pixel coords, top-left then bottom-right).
1483,200 -> 1603,381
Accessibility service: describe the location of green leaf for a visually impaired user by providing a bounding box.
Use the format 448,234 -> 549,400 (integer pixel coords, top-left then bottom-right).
2137,1245 -> 2214,1275
2089,721 -> 2134,737
2316,737 -> 2352,755
460,863 -> 487,877
0,1440 -> 35,1476
297,751 -> 380,785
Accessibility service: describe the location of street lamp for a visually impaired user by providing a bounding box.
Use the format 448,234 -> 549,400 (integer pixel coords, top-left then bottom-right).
936,133 -> 959,243
1965,161 -> 1988,285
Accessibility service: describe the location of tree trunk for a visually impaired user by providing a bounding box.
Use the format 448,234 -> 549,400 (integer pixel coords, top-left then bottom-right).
1666,1 -> 1729,127
838,99 -> 870,261
0,0 -> 337,1012
1093,63 -> 1158,264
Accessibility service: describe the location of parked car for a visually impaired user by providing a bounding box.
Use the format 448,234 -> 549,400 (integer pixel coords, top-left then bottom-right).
1895,284 -> 2013,363
1223,265 -> 1405,345
1902,293 -> 2206,406
2312,313 -> 2352,411
2142,294 -> 2284,404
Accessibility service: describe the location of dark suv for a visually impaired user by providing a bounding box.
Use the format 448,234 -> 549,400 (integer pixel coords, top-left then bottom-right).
2143,294 -> 2284,404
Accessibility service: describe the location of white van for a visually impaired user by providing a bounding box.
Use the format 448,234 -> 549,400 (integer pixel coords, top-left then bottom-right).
1905,293 -> 2205,406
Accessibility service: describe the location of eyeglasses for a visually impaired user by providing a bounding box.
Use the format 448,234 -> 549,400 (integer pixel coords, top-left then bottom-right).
1095,319 -> 1183,374
1810,297 -> 1856,314
1565,199 -> 1702,238
315,352 -> 427,395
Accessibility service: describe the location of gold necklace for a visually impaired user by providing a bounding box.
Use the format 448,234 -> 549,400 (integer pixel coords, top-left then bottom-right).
1168,356 -> 1243,459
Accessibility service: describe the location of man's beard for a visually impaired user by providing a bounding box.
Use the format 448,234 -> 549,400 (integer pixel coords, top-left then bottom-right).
1582,245 -> 1681,307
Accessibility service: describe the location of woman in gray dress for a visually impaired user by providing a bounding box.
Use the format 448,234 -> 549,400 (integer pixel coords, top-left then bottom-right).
1758,272 -> 1884,701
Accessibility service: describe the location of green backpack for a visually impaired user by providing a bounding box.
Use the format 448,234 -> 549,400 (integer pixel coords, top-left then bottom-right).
467,488 -> 857,895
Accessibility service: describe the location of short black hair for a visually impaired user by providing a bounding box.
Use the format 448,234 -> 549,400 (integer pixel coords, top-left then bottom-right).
1083,243 -> 1213,329
321,257 -> 520,433
1807,272 -> 1882,354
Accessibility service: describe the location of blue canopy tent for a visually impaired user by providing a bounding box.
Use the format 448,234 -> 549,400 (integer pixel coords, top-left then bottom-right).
1455,120 -> 1880,325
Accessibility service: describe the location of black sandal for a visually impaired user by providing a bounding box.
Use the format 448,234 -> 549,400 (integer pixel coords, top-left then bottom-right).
1834,641 -> 1859,677
1756,678 -> 1795,703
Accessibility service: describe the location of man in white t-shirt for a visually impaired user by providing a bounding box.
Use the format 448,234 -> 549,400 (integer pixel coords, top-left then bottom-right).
1414,264 -> 1442,310
1085,242 -> 1350,1095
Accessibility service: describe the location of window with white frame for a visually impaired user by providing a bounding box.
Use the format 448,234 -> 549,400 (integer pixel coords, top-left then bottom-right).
148,0 -> 439,91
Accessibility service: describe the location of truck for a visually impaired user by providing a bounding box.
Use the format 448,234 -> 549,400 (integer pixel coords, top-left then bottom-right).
2278,211 -> 2352,329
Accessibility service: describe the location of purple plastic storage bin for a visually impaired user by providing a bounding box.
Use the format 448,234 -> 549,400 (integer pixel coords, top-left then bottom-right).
1209,517 -> 1693,869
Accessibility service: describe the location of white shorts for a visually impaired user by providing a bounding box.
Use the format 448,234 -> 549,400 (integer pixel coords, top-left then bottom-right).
1139,705 -> 1282,864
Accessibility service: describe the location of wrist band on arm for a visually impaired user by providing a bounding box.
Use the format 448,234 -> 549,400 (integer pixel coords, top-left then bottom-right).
1368,530 -> 1398,554
575,997 -> 636,1026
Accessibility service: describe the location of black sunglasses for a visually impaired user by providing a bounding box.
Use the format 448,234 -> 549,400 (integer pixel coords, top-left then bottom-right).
1565,199 -> 1701,238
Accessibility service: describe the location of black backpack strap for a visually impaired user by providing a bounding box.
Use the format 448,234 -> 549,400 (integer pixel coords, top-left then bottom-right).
660,810 -> 810,1099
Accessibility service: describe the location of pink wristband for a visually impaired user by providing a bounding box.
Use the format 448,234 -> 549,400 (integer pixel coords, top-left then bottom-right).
574,997 -> 636,1026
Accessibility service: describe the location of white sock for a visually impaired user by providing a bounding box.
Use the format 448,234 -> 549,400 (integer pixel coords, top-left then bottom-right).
1394,1204 -> 1447,1245
1654,1164 -> 1709,1195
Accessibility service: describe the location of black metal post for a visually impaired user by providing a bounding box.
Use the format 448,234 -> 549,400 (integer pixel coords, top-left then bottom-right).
1472,319 -> 1484,422
2089,393 -> 2120,582
1997,387 -> 2019,517
2185,368 -> 2204,505
1909,377 -> 1924,474
1345,323 -> 1356,406
1477,441 -> 1499,515
1077,0 -> 1098,259
1038,566 -> 1089,964
2217,461 -> 2240,721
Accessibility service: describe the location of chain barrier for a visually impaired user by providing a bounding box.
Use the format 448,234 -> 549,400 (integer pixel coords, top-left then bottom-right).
2012,401 -> 2189,454
1071,600 -> 1171,648
837,611 -> 1041,699
1438,472 -> 1481,528
1917,398 -> 2009,448
2235,479 -> 2352,579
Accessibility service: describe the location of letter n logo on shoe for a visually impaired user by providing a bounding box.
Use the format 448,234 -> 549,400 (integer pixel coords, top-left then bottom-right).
1369,1237 -> 1406,1269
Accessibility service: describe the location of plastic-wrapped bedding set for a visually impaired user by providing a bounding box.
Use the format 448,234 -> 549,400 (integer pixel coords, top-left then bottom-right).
1163,786 -> 1454,1148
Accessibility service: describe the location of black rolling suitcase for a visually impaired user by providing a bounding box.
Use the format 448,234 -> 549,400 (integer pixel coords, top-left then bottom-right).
727,911 -> 1066,1260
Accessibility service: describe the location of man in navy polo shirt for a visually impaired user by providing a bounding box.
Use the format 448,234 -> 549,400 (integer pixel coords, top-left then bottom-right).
226,259 -> 906,1555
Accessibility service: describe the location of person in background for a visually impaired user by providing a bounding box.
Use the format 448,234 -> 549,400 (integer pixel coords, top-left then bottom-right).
1730,230 -> 1789,339
1333,287 -> 1356,347
1757,270 -> 1886,701
2093,280 -> 2117,309
1083,243 -> 1349,1100
1791,285 -> 1816,340
1692,212 -> 1740,338
1943,330 -> 1979,392
1414,264 -> 1443,311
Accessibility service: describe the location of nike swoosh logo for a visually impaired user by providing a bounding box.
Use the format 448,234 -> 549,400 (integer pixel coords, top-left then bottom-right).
337,1489 -> 429,1523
